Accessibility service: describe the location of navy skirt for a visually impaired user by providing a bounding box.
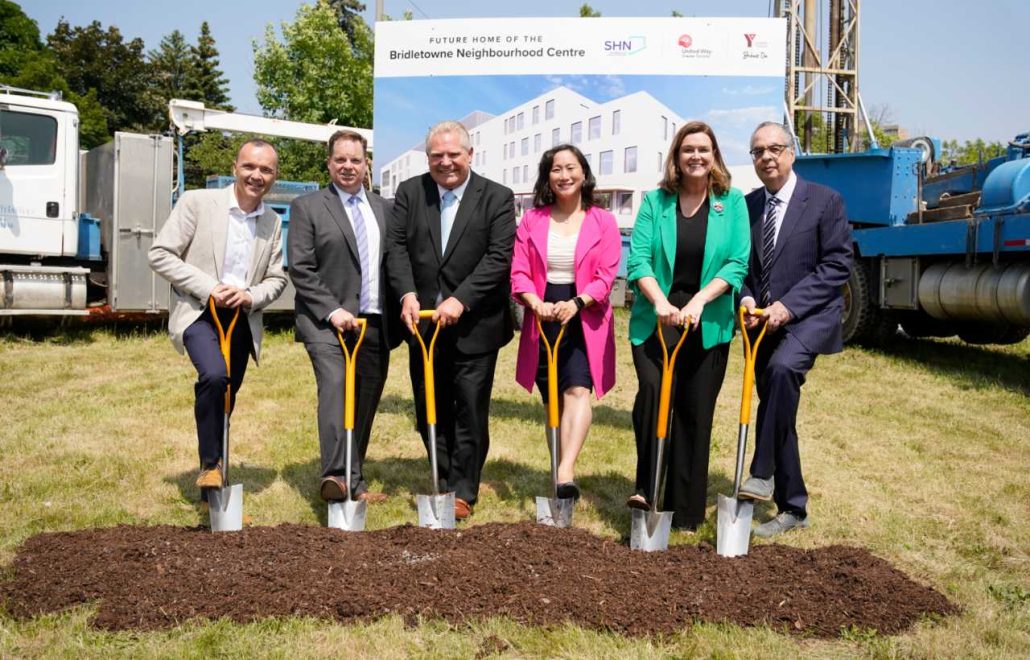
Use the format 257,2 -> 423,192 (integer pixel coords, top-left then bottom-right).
535,282 -> 593,402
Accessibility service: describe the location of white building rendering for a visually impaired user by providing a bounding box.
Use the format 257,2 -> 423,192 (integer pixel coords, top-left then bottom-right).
379,86 -> 759,229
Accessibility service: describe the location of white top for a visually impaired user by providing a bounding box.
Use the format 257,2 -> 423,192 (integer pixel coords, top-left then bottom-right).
546,231 -> 578,284
221,187 -> 263,289
763,170 -> 798,246
335,185 -> 381,314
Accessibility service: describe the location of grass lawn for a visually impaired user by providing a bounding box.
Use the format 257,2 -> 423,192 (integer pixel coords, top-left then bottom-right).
1,310 -> 1028,657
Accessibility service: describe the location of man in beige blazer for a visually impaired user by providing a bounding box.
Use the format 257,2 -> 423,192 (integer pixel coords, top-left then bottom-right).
149,139 -> 288,492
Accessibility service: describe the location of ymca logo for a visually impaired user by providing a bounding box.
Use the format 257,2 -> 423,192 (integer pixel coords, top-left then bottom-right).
744,33 -> 756,47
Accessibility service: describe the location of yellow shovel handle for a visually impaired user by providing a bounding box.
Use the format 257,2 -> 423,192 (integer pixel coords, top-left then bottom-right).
412,310 -> 442,425
655,317 -> 691,440
738,306 -> 768,424
335,319 -> 368,431
208,297 -> 240,414
535,315 -> 567,430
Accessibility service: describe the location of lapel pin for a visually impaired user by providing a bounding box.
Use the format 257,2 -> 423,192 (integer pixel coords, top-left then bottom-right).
713,201 -> 724,213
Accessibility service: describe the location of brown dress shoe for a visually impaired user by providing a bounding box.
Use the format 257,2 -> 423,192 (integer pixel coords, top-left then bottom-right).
320,476 -> 348,502
454,497 -> 473,520
357,491 -> 388,504
196,467 -> 223,489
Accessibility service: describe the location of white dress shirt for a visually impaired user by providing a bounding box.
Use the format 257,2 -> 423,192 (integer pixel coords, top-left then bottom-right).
335,185 -> 381,314
221,187 -> 263,289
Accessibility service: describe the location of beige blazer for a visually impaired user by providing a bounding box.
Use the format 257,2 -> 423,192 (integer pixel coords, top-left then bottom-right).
148,188 -> 287,362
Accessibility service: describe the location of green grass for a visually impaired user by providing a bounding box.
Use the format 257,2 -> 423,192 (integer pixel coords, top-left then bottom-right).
1,311 -> 1028,657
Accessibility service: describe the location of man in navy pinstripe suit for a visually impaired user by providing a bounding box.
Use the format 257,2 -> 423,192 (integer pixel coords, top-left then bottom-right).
737,122 -> 853,537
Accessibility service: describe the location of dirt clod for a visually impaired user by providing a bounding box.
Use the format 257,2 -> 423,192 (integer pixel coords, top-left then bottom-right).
0,523 -> 957,637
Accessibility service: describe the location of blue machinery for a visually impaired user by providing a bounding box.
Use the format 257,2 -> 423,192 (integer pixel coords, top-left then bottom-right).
793,134 -> 1030,344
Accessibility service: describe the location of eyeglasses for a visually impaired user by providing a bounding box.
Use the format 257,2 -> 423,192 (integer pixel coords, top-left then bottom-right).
749,144 -> 791,160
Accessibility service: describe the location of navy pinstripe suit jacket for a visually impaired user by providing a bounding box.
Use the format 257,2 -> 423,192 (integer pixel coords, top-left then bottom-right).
740,176 -> 853,355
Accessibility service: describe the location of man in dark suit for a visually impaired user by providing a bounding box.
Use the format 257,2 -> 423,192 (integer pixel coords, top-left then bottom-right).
386,120 -> 516,521
289,129 -> 397,503
737,121 -> 853,537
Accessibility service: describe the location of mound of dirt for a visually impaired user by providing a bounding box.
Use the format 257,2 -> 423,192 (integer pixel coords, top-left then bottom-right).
0,523 -> 957,637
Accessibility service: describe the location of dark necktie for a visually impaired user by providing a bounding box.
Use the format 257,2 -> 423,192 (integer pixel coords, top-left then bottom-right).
760,196 -> 780,306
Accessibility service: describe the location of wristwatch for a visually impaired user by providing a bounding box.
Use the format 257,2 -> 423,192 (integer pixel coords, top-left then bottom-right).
573,296 -> 585,311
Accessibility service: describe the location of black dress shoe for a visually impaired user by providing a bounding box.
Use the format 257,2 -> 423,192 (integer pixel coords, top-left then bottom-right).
556,482 -> 580,501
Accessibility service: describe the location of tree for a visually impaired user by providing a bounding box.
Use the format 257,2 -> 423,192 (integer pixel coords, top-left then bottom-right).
47,20 -> 162,132
940,139 -> 1006,167
253,0 -> 373,128
671,10 -> 684,17
148,30 -> 194,103
579,4 -> 602,17
327,0 -> 367,53
0,0 -> 42,77
186,22 -> 233,111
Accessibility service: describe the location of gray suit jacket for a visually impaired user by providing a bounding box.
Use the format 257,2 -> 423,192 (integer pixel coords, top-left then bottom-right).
148,188 -> 288,361
288,184 -> 399,346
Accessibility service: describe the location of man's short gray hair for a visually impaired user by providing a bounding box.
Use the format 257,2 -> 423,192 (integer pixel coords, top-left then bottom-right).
750,121 -> 794,148
425,120 -> 472,154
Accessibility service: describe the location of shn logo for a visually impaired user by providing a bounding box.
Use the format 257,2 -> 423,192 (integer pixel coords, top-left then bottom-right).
744,33 -> 757,47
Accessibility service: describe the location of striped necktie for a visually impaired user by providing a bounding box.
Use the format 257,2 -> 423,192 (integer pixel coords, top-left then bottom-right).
347,195 -> 371,312
760,195 -> 780,306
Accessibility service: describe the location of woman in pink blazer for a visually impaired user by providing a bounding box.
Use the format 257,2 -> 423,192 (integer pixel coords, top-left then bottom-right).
511,144 -> 622,499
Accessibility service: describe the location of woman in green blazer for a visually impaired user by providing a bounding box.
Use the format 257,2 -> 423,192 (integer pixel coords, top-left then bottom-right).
625,120 -> 751,530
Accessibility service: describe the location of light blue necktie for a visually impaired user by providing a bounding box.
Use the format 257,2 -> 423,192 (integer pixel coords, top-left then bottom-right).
440,190 -> 458,253
347,195 -> 371,312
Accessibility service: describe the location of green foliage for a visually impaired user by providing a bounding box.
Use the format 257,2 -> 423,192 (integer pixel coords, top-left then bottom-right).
0,0 -> 42,77
940,138 -> 1007,167
579,3 -> 602,17
252,0 -> 373,129
183,132 -> 328,190
185,22 -> 233,111
47,20 -> 163,133
148,30 -> 194,103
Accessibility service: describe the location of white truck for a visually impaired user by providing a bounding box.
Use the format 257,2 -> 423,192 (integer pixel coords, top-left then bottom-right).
0,86 -> 369,319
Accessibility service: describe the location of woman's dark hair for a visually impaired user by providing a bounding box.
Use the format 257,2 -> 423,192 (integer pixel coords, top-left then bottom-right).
659,120 -> 731,196
532,144 -> 597,209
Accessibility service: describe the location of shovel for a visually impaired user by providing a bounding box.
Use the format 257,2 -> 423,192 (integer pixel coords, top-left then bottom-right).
412,310 -> 456,529
207,298 -> 243,533
534,317 -> 574,528
630,318 -> 690,552
716,306 -> 767,557
327,320 -> 369,532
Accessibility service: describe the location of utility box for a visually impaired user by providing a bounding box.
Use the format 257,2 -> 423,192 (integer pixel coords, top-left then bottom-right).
84,132 -> 174,312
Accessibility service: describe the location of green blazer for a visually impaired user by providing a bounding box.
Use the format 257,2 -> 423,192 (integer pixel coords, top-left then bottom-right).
626,187 -> 751,348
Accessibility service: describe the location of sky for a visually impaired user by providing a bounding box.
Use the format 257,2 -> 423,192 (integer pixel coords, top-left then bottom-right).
24,0 -> 1030,145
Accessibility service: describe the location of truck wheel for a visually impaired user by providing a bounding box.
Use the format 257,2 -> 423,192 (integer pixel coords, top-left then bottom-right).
841,259 -> 897,345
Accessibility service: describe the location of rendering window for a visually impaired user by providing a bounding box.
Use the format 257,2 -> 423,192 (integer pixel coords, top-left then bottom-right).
551,127 -> 560,146
534,133 -> 541,153
615,191 -> 633,215
532,105 -> 540,124
517,112 -> 525,130
599,150 -> 613,175
571,121 -> 582,145
521,137 -> 529,156
661,115 -> 668,140
625,146 -> 638,173
612,109 -> 621,135
545,99 -> 555,119
588,115 -> 601,140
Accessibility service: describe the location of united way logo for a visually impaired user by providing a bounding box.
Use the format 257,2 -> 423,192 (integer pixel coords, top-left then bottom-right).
603,36 -> 646,55
677,34 -> 693,49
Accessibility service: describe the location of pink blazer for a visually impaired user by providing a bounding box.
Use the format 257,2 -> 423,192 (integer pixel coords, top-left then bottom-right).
510,205 -> 621,399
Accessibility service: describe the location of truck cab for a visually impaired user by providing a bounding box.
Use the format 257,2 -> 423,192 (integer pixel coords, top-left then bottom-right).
0,88 -> 79,260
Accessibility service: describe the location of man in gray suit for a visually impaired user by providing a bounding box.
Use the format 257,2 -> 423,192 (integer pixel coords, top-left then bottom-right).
149,139 -> 288,492
289,130 -> 397,503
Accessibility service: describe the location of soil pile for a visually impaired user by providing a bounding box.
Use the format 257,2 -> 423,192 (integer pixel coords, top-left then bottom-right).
0,523 -> 957,637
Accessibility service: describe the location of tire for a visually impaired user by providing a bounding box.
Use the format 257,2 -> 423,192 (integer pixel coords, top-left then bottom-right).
841,258 -> 898,346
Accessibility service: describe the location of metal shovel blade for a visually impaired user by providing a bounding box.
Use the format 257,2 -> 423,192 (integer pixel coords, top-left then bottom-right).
630,508 -> 673,551
208,483 -> 243,532
328,499 -> 367,532
716,494 -> 754,557
535,496 -> 574,528
417,492 -> 456,529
